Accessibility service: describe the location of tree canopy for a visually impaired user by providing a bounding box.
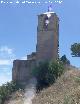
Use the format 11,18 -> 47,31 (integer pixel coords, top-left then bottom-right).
71,43 -> 80,57
60,55 -> 70,65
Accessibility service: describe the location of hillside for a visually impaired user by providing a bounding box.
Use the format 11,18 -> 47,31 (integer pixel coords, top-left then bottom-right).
4,66 -> 80,104
32,66 -> 80,104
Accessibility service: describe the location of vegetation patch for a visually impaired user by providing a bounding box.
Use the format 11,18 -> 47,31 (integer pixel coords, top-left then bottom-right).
32,59 -> 64,91
0,81 -> 23,104
74,76 -> 80,85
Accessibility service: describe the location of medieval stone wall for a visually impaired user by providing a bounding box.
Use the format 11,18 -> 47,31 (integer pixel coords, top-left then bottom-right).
12,12 -> 59,84
12,59 -> 36,83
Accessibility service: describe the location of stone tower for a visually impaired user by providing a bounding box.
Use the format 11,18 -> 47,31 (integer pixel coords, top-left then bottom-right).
12,11 -> 59,84
36,12 -> 59,64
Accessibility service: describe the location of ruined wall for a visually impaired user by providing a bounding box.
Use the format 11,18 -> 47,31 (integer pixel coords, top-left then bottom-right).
12,12 -> 59,84
12,59 -> 36,83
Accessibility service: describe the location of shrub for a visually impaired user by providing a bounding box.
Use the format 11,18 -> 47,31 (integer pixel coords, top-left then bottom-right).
33,60 -> 64,90
0,81 -> 21,104
74,76 -> 80,85
48,60 -> 64,80
33,62 -> 49,89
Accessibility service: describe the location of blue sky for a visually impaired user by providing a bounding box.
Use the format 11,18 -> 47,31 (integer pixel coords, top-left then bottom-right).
0,0 -> 80,85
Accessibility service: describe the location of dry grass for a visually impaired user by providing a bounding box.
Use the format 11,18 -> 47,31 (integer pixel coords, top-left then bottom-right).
4,90 -> 24,104
4,66 -> 80,104
32,67 -> 80,104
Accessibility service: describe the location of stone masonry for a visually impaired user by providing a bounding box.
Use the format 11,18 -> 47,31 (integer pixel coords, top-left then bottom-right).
36,12 -> 59,64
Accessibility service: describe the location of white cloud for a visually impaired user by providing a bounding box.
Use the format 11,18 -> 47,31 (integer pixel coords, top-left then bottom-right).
0,59 -> 12,65
0,46 -> 16,66
0,46 -> 15,85
0,66 -> 12,85
7,72 -> 11,76
0,67 -> 9,70
0,46 -> 13,54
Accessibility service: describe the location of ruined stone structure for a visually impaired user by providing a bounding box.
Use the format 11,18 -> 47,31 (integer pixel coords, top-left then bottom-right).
12,52 -> 36,83
12,11 -> 59,83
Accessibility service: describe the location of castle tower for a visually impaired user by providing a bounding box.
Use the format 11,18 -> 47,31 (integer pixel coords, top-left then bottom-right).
36,11 -> 59,64
12,10 -> 59,84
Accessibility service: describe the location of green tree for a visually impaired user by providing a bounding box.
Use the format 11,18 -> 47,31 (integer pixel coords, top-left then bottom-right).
60,55 -> 70,65
71,43 -> 80,57
48,60 -> 64,79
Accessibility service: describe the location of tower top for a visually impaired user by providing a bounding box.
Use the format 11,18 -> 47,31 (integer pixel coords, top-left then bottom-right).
43,12 -> 55,14
43,5 -> 55,15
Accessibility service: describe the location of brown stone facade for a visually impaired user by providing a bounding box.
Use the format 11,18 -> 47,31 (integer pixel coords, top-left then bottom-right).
12,59 -> 36,82
12,53 -> 36,83
12,12 -> 59,83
